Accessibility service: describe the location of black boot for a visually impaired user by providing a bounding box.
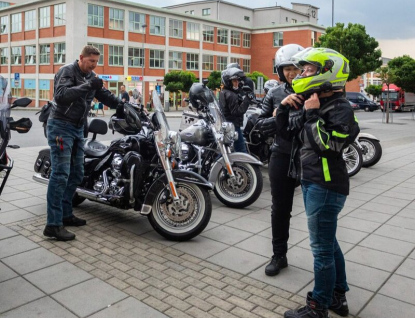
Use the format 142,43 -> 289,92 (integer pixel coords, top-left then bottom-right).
329,289 -> 349,317
63,215 -> 86,227
284,292 -> 329,318
265,255 -> 288,276
44,225 -> 76,241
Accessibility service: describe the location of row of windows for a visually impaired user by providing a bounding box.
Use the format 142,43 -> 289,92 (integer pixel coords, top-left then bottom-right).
0,3 -> 65,34
10,78 -> 50,99
0,42 -> 250,72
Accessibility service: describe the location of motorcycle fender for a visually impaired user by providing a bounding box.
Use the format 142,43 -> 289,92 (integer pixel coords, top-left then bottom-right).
208,152 -> 263,183
358,133 -> 380,142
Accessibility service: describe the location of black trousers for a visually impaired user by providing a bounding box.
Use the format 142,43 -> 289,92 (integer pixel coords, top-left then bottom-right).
268,151 -> 297,257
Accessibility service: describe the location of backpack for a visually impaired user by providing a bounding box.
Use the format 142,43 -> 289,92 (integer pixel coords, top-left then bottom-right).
36,101 -> 55,123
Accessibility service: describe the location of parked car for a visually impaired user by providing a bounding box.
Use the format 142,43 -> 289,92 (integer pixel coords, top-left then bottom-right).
348,100 -> 359,110
346,92 -> 379,112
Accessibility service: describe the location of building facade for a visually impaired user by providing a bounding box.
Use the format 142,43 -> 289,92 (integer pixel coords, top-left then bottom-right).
0,0 -> 325,107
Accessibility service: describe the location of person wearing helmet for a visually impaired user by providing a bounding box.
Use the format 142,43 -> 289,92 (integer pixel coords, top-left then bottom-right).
262,79 -> 279,102
278,48 -> 359,318
255,44 -> 304,278
226,62 -> 255,92
219,67 -> 253,152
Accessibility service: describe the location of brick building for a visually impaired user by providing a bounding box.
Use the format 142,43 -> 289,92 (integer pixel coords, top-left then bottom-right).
0,0 -> 325,107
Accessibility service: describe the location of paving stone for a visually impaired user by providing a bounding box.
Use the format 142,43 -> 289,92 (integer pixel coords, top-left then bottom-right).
0,235 -> 39,258
358,234 -> 415,257
346,261 -> 390,292
379,274 -> 415,305
396,258 -> 415,279
163,286 -> 190,300
360,294 -> 415,318
208,307 -> 239,318
235,234 -> 273,257
374,224 -> 415,243
142,296 -> 171,313
205,295 -> 235,311
201,225 -> 253,245
0,261 -> 18,282
203,285 -> 230,299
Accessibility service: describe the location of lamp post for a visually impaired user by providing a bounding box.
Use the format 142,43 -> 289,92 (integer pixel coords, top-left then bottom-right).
332,0 -> 334,27
141,24 -> 147,104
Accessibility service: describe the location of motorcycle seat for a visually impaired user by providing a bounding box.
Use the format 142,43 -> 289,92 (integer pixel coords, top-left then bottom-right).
84,139 -> 109,158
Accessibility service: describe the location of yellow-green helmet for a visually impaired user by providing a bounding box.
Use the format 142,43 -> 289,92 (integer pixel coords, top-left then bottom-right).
291,47 -> 349,95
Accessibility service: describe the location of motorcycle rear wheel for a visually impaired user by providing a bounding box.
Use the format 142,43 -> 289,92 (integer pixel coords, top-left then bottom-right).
359,138 -> 382,167
214,163 -> 263,208
72,193 -> 86,207
343,143 -> 363,177
148,182 -> 212,241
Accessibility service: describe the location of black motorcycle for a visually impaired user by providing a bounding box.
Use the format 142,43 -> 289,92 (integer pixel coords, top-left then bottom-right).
33,91 -> 213,241
0,77 -> 32,200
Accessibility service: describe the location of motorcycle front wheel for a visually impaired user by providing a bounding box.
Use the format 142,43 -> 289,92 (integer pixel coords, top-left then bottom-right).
214,163 -> 263,208
148,182 -> 212,241
359,138 -> 382,167
343,143 -> 363,177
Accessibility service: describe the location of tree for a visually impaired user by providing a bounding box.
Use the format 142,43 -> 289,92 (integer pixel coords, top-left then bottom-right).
163,70 -> 197,110
315,23 -> 382,81
365,84 -> 382,99
245,71 -> 269,91
387,55 -> 415,93
377,65 -> 396,123
206,71 -> 222,91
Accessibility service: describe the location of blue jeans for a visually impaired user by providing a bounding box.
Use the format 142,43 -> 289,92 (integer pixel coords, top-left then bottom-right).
46,119 -> 85,226
234,127 -> 247,153
302,181 -> 349,308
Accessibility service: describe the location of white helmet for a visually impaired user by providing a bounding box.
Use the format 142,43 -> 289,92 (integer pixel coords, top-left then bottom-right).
275,44 -> 304,83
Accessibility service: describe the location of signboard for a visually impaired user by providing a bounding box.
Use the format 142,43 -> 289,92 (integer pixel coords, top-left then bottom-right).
131,76 -> 142,81
14,73 -> 20,81
98,75 -> 119,81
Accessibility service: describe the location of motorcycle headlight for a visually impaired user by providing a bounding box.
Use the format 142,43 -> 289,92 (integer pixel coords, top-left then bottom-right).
221,122 -> 235,145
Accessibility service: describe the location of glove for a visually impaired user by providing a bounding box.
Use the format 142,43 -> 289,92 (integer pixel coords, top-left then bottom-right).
116,103 -> 125,118
259,117 -> 278,137
90,77 -> 103,90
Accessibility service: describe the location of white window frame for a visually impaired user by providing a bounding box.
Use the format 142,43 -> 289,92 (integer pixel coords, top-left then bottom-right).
11,13 -> 22,33
273,32 -> 283,47
39,44 -> 50,64
87,42 -> 104,65
109,8 -> 124,30
202,55 -> 213,71
25,10 -> 36,31
39,7 -> 50,28
231,30 -> 240,47
217,28 -> 228,44
54,42 -> 66,64
169,19 -> 183,38
25,45 -> 36,64
149,15 -> 165,36
203,25 -> 214,43
186,22 -> 200,41
230,57 -> 239,65
186,53 -> 198,70
0,47 -> 8,65
54,3 -> 66,26
0,16 -> 8,34
243,33 -> 251,48
149,49 -> 165,69
11,46 -> 21,65
88,4 -> 104,28
216,56 -> 228,71
202,8 -> 210,16
128,47 -> 144,67
168,51 -> 182,69
243,59 -> 251,73
109,45 -> 123,66
39,80 -> 50,100
129,11 -> 145,33
24,79 -> 36,98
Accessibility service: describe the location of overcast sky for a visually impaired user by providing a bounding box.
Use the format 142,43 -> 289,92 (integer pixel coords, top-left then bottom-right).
128,0 -> 415,59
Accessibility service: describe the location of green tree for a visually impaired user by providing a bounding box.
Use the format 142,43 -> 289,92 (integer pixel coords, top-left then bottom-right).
206,71 -> 222,90
315,23 -> 382,81
365,84 -> 382,99
245,71 -> 269,90
387,55 -> 415,93
377,65 -> 396,123
163,70 -> 197,110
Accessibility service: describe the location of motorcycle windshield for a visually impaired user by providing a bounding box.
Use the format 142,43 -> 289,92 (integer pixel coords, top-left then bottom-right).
0,77 -> 11,141
208,96 -> 224,132
152,90 -> 169,142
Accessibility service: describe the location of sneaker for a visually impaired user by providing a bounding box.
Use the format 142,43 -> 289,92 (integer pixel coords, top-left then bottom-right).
63,215 -> 87,227
43,225 -> 76,241
265,255 -> 288,276
329,289 -> 349,317
284,292 -> 329,318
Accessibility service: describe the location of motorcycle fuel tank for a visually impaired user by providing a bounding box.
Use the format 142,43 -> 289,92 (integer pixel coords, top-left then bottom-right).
180,120 -> 210,146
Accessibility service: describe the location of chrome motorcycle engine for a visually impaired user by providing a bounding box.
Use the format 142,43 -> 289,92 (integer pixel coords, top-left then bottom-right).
93,154 -> 125,195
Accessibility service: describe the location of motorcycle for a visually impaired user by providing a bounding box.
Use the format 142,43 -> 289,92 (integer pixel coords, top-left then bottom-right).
355,133 -> 382,167
33,91 -> 213,241
179,84 -> 263,209
0,77 -> 32,200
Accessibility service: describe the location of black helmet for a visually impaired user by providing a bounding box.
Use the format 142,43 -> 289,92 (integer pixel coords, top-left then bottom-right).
221,67 -> 245,89
189,83 -> 214,110
109,103 -> 142,135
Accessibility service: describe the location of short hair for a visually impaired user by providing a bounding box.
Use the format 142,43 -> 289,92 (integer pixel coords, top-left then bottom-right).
81,45 -> 100,57
128,90 -> 133,95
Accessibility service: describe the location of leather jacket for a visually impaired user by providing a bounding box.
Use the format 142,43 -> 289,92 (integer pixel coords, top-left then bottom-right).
50,60 -> 120,127
219,87 -> 251,128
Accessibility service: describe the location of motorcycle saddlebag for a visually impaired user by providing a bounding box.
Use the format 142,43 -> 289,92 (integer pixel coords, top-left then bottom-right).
34,148 -> 51,177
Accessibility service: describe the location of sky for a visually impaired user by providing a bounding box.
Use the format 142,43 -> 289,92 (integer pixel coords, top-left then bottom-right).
128,0 -> 415,59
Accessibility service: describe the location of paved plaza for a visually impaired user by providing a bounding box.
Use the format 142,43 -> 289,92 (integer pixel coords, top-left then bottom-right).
0,111 -> 414,317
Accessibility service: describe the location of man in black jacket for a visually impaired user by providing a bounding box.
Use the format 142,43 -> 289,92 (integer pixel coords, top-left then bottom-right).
44,45 -> 122,241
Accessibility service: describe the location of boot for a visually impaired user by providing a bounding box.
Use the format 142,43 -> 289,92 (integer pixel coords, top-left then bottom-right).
63,215 -> 86,227
265,255 -> 288,276
329,289 -> 349,317
284,292 -> 329,318
43,226 -> 76,241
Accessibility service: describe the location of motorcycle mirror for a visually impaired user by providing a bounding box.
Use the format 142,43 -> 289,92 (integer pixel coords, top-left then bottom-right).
202,78 -> 209,86
11,97 -> 32,108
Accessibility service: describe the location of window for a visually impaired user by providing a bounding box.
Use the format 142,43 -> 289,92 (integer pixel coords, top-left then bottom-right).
39,79 -> 50,100
150,15 -> 165,36
25,10 -> 36,31
88,4 -> 104,27
0,16 -> 8,34
109,45 -> 123,66
11,46 -> 21,65
186,22 -> 200,41
243,59 -> 250,73
190,10 -> 195,15
244,16 -> 250,21
0,2 -> 10,8
243,33 -> 251,48
39,44 -> 50,64
186,53 -> 198,70
169,51 -> 182,69
230,57 -> 239,65
217,28 -> 228,44
273,32 -> 283,47
149,49 -> 164,68
54,42 -> 65,64
202,55 -> 213,71
169,19 -> 183,38
24,79 -> 36,98
231,31 -> 240,46
109,8 -> 124,30
25,45 -> 36,64
216,56 -> 228,71
54,3 -> 66,26
0,47 -> 8,65
129,11 -> 145,33
11,80 -> 20,98
11,13 -> 22,33
291,18 -> 297,23
128,47 -> 144,67
202,8 -> 210,16
39,6 -> 50,28
87,42 -> 104,65
203,25 -> 214,42
311,31 -> 317,46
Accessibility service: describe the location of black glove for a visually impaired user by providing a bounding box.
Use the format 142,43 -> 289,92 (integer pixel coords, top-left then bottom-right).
116,102 -> 125,118
259,117 -> 278,137
90,77 -> 103,90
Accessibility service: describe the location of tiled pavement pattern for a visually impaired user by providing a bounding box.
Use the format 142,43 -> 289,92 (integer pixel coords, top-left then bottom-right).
1,113 -> 415,317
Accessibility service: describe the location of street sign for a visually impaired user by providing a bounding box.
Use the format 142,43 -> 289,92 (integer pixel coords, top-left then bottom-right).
14,80 -> 19,87
14,73 -> 20,81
